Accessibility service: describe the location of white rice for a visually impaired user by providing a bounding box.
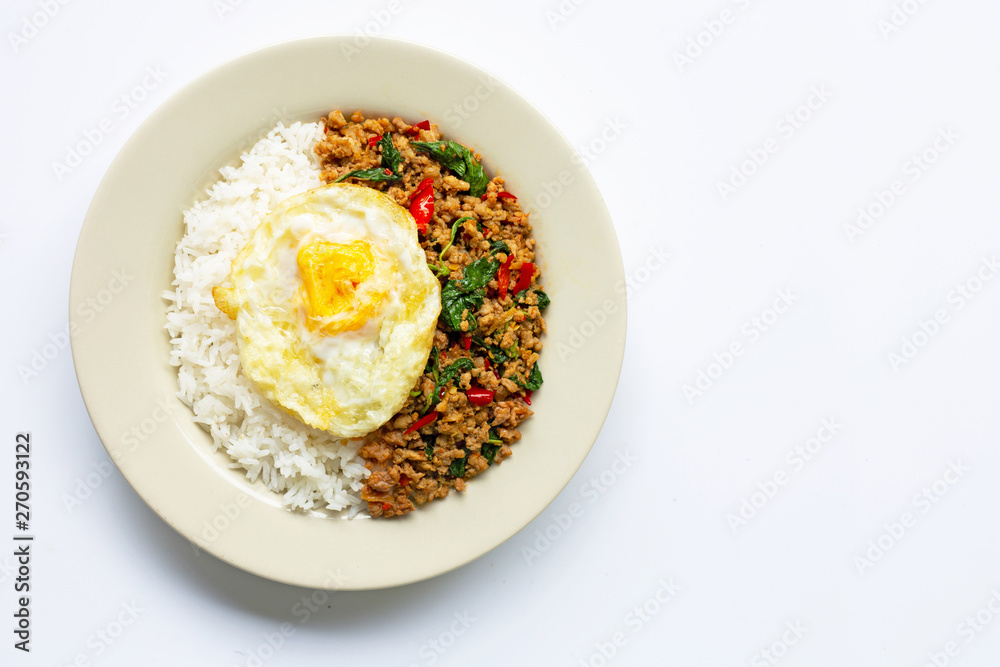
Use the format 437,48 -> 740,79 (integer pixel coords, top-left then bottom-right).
162,121 -> 368,516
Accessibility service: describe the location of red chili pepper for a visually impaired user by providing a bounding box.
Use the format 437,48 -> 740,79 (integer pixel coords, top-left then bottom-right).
511,262 -> 535,297
368,135 -> 381,148
482,358 -> 490,371
381,502 -> 391,511
405,412 -> 438,434
462,336 -> 472,351
497,255 -> 514,300
399,475 -> 410,486
409,177 -> 434,200
466,387 -> 494,406
409,120 -> 431,135
410,184 -> 435,232
524,390 -> 533,406
497,192 -> 517,201
480,193 -> 488,201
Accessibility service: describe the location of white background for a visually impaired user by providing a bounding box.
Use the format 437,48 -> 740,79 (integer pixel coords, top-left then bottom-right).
3,0 -> 1000,665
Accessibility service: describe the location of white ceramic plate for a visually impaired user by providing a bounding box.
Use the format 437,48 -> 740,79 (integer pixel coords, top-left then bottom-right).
70,36 -> 625,590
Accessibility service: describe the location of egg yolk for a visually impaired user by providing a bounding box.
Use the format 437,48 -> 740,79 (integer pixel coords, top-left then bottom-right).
297,239 -> 379,334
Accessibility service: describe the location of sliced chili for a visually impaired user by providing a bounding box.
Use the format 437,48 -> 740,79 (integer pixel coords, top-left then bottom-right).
511,262 -> 534,296
405,411 -> 438,434
466,387 -> 494,406
368,135 -> 381,148
497,255 -> 514,300
409,183 -> 435,233
399,475 -> 410,486
381,502 -> 391,511
409,177 -> 434,201
409,120 -> 431,135
524,390 -> 533,406
462,336 -> 472,351
497,191 -> 517,201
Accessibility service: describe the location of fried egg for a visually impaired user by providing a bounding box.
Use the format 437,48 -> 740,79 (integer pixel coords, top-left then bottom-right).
213,183 -> 440,438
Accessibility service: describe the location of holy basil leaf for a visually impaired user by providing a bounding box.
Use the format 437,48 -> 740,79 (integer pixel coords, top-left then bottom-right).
515,288 -> 550,310
463,155 -> 488,197
518,364 -> 543,391
440,357 -> 475,384
334,168 -> 400,183
471,336 -> 512,364
424,346 -> 439,375
489,239 -> 510,256
377,133 -> 402,174
458,256 -> 501,292
441,281 -> 483,332
412,140 -> 488,197
411,141 -> 467,176
424,357 -> 476,413
482,442 -> 501,466
448,450 -> 468,477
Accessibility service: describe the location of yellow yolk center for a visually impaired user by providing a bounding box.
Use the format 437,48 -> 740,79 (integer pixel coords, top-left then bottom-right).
297,239 -> 378,334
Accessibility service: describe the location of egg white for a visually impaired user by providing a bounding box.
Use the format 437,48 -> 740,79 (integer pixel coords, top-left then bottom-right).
214,183 -> 441,438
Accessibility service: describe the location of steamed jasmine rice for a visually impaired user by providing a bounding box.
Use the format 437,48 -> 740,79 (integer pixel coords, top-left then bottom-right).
163,121 -> 369,515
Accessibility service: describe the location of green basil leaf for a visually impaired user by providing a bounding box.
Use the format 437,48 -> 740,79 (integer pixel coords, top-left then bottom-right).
463,154 -> 488,197
440,281 -> 481,332
517,364 -> 543,391
482,442 -> 501,466
411,141 -> 468,177
334,168 -> 401,183
424,346 -> 439,375
458,257 -> 500,293
412,140 -> 488,197
377,133 -> 402,174
516,288 -> 550,310
489,239 -> 510,256
471,336 -> 512,364
449,451 -> 468,477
